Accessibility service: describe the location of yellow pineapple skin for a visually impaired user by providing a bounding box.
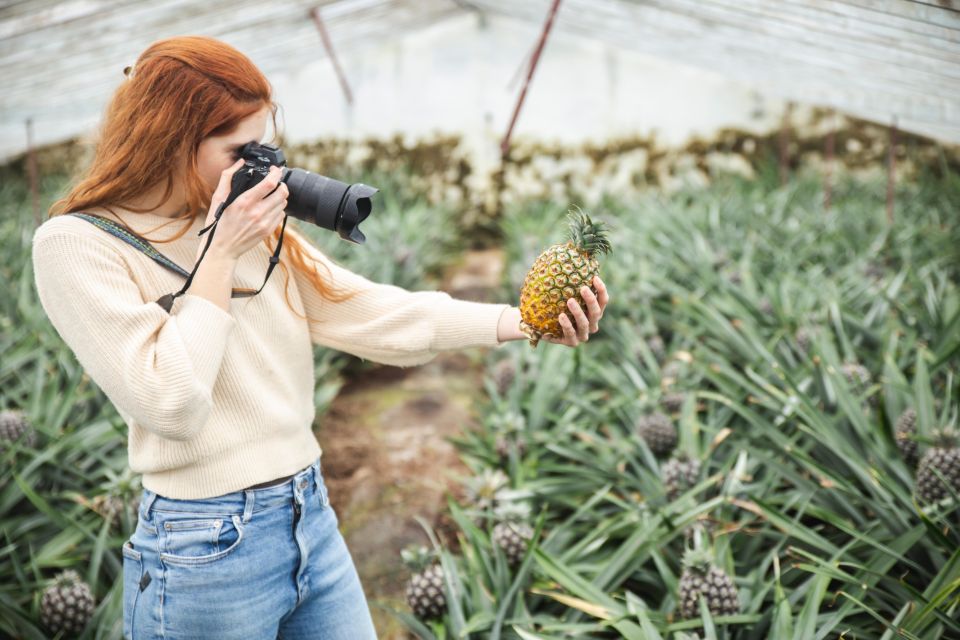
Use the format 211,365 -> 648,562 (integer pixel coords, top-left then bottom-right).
519,241 -> 600,347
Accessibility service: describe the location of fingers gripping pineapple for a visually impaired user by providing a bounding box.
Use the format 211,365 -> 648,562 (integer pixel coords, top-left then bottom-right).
519,207 -> 612,347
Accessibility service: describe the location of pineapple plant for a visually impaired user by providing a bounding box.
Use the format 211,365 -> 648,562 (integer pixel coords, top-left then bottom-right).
677,547 -> 741,620
0,409 -> 37,452
663,454 -> 702,500
915,428 -> 960,504
39,570 -> 96,636
402,546 -> 447,621
636,411 -> 678,456
895,408 -> 920,469
518,207 -> 612,347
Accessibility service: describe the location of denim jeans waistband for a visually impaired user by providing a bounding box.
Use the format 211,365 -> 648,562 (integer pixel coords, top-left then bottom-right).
139,458 -> 323,524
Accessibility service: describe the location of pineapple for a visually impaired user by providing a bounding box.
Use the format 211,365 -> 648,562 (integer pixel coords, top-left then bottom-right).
895,408 -> 920,469
40,570 -> 96,635
518,207 -> 612,347
663,454 -> 701,500
662,392 -> 686,414
491,521 -> 534,566
87,493 -> 140,528
794,327 -> 813,355
636,412 -> 678,456
491,358 -> 516,395
402,546 -> 447,621
840,361 -> 875,406
677,547 -> 740,620
488,410 -> 529,461
646,334 -> 667,363
495,433 -> 528,460
0,409 -> 36,452
915,428 -> 960,504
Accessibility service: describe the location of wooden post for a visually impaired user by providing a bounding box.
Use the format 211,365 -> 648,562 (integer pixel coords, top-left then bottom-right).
311,7 -> 353,106
26,118 -> 40,227
824,110 -> 835,212
779,102 -> 793,186
500,0 -> 562,159
886,115 -> 897,225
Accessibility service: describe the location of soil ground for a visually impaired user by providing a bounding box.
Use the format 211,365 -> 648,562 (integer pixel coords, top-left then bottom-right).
312,248 -> 506,638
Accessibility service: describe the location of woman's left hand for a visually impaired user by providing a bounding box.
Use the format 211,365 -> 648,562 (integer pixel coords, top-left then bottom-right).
543,275 -> 609,347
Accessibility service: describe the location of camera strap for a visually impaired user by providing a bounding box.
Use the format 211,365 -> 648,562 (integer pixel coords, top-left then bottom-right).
68,210 -> 287,313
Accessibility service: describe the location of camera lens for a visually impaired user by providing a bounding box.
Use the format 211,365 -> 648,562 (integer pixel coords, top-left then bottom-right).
282,168 -> 377,244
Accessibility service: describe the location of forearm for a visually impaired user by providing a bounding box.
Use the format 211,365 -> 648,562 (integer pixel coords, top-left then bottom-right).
496,306 -> 526,343
191,246 -> 239,312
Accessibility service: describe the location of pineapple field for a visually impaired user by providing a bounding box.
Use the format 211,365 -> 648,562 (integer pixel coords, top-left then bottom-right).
1,150 -> 959,639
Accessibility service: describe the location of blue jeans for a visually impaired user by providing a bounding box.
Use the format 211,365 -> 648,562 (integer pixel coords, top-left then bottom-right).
121,458 -> 378,639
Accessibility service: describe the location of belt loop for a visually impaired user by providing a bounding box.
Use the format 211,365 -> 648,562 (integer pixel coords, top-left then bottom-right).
242,490 -> 255,524
312,458 -> 321,494
141,489 -> 158,521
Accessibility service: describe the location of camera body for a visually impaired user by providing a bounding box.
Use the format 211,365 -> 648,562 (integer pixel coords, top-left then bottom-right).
228,142 -> 376,244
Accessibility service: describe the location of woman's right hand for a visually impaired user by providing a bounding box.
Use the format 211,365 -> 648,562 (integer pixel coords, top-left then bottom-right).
202,160 -> 289,261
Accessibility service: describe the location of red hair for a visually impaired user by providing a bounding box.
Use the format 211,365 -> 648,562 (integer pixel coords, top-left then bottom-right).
50,35 -> 357,316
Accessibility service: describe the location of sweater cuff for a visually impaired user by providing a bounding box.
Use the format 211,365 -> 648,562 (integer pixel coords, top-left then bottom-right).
175,294 -> 238,384
431,300 -> 512,351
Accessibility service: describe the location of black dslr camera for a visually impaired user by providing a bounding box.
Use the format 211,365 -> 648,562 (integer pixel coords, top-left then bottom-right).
226,142 -> 376,244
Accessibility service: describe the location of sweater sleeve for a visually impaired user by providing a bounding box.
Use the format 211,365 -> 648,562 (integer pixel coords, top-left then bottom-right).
288,229 -> 512,367
31,221 -> 238,441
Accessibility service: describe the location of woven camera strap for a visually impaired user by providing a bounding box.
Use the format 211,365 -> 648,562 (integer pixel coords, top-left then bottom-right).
68,209 -> 288,313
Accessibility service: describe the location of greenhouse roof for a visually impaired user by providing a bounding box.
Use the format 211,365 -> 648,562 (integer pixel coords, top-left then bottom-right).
1,0 -> 958,161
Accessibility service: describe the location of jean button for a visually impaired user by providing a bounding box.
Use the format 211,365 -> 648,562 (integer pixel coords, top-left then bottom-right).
298,479 -> 307,489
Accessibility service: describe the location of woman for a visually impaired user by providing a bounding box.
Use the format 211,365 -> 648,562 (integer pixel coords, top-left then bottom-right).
31,36 -> 608,639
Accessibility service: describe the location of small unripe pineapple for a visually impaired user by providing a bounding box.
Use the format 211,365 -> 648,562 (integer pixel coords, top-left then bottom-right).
840,361 -> 875,406
794,327 -> 813,355
495,434 -> 528,460
636,412 -> 678,456
0,409 -> 36,452
915,428 -> 960,504
895,408 -> 920,469
519,207 -> 611,347
40,570 -> 96,636
677,548 -> 740,620
491,358 -> 517,395
646,334 -> 666,363
663,455 -> 701,501
492,521 -> 534,566
402,546 -> 447,621
662,392 -> 686,414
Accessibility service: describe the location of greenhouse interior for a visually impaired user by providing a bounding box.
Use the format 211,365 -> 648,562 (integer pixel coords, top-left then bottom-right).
1,0 -> 959,638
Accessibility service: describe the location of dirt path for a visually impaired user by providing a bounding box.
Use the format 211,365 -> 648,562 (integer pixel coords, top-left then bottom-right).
313,249 -> 506,639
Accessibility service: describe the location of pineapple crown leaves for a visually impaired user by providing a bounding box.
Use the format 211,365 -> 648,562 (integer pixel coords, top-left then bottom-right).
928,426 -> 959,449
488,410 -> 527,434
400,544 -> 438,572
681,525 -> 718,574
565,206 -> 612,257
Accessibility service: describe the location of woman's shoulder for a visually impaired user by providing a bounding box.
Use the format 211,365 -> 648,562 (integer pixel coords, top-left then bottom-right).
33,209 -> 122,245
32,211 -> 133,273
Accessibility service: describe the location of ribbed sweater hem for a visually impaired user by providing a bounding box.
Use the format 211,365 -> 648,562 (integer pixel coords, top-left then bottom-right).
140,429 -> 323,500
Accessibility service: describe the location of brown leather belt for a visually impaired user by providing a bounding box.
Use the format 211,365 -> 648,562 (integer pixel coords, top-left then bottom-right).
243,471 -> 299,491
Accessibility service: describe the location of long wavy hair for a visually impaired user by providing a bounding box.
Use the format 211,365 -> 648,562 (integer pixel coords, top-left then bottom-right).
50,35 -> 358,317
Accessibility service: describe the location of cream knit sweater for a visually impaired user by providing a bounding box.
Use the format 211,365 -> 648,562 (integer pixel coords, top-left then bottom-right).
32,211 -> 511,499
